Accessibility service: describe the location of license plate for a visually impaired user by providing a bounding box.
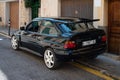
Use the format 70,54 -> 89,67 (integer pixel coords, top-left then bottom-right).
82,40 -> 96,46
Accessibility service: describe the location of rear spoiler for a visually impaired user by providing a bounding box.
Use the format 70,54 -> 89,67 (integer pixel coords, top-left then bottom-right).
79,18 -> 100,21
74,18 -> 100,23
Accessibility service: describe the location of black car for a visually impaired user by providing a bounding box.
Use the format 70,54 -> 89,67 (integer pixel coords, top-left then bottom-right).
11,17 -> 106,69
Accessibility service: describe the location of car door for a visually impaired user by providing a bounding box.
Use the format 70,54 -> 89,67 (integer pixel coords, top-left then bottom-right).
21,21 -> 41,51
37,20 -> 61,51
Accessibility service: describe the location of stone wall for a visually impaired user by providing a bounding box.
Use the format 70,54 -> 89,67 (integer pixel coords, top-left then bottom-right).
41,0 -> 59,17
19,0 -> 41,27
19,0 -> 31,27
0,2 -> 5,27
93,0 -> 108,28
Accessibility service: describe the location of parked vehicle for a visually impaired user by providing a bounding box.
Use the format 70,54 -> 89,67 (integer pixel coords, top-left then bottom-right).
11,17 -> 106,69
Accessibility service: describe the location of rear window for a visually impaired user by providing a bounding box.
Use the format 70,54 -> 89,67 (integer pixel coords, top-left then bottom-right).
59,23 -> 94,33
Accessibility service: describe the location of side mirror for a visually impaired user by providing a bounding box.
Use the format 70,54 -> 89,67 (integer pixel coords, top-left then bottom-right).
20,26 -> 25,30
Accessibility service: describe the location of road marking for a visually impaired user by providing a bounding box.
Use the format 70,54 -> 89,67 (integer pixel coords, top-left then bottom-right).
0,38 -> 3,41
70,62 -> 114,80
0,69 -> 8,80
0,33 -> 11,38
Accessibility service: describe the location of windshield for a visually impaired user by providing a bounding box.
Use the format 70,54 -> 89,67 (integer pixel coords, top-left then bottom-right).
59,23 -> 94,33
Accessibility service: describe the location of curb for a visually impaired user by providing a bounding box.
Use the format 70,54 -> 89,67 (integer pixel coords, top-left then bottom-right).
103,53 -> 120,61
0,32 -> 11,38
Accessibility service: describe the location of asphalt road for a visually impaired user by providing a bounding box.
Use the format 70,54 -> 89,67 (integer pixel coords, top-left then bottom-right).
0,34 -> 119,80
0,35 -> 104,80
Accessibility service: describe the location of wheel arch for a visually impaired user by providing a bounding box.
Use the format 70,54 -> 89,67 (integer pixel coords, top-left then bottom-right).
11,34 -> 21,46
42,46 -> 55,55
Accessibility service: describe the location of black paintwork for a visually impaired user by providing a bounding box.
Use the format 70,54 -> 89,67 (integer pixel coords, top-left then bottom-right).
12,17 -> 106,60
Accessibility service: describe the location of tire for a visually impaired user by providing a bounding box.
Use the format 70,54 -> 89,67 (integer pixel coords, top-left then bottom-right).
44,48 -> 60,69
11,36 -> 19,50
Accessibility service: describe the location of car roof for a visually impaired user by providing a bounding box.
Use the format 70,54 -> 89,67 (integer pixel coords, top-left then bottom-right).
32,17 -> 99,23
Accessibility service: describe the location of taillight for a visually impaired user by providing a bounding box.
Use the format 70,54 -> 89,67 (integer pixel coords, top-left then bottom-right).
64,41 -> 76,49
102,35 -> 107,42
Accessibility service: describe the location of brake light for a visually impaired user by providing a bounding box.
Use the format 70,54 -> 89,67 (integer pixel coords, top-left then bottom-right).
64,41 -> 76,49
102,36 -> 107,42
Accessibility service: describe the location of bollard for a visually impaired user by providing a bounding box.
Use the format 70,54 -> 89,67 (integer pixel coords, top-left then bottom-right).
0,17 -> 2,22
8,19 -> 11,36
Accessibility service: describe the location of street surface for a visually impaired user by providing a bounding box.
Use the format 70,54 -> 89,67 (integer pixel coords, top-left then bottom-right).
0,34 -> 120,80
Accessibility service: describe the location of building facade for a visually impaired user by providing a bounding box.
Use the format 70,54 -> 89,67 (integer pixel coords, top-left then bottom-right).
0,0 -> 19,29
0,0 -> 107,28
0,0 -> 120,54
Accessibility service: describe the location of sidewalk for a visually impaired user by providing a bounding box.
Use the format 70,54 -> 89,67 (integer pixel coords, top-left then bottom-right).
103,53 -> 120,61
0,26 -> 17,36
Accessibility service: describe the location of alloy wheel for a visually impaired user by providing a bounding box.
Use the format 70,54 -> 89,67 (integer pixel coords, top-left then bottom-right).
11,36 -> 19,50
44,49 -> 55,69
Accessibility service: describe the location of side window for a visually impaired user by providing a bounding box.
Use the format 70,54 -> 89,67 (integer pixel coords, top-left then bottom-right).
39,21 -> 58,36
26,21 -> 41,32
87,23 -> 94,29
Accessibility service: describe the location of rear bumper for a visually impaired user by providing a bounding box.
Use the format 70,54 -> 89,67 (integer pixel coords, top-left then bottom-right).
54,44 -> 106,60
72,44 -> 106,55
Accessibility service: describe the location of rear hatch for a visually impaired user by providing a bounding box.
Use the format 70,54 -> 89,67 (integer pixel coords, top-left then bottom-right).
70,29 -> 106,49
